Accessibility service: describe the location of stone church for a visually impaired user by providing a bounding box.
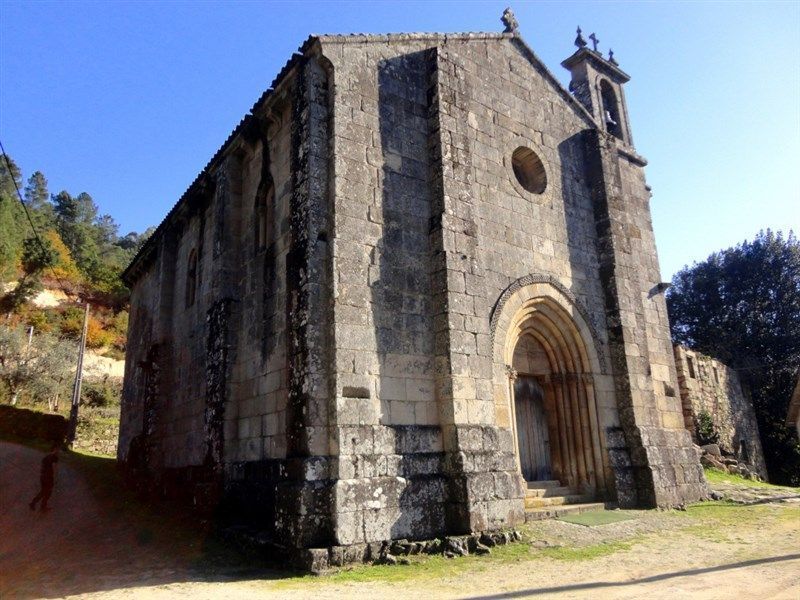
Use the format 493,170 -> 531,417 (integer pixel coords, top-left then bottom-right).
120,11 -> 708,567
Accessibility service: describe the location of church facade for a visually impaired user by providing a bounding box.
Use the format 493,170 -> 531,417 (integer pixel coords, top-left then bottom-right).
120,16 -> 707,567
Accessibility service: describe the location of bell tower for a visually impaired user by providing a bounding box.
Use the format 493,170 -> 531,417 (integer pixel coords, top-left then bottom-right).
562,28 -> 634,146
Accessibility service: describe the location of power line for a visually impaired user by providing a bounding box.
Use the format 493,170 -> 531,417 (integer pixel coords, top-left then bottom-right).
0,139 -> 80,303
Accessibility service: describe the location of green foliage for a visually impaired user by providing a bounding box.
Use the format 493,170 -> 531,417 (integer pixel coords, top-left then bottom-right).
695,411 -> 720,446
667,230 -> 800,485
53,190 -> 101,270
0,153 -> 22,197
0,236 -> 58,315
0,278 -> 43,314
23,308 -> 55,334
20,236 -> 57,274
0,324 -> 75,405
703,467 -> 798,490
0,191 -> 26,278
23,171 -> 55,231
81,378 -> 121,407
59,306 -> 86,339
0,152 -> 153,326
109,310 -> 129,351
539,539 -> 634,561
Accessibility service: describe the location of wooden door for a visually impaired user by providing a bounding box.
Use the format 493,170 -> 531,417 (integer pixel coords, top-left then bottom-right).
514,376 -> 552,481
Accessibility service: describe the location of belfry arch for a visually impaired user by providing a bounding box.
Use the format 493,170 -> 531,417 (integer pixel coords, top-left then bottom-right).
492,277 -> 613,499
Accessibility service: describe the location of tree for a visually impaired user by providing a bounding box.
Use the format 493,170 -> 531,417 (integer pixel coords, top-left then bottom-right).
0,194 -> 24,278
116,227 -> 154,253
52,190 -> 100,270
667,230 -> 800,485
23,171 -> 55,231
0,235 -> 59,314
42,229 -> 82,284
95,213 -> 119,246
0,156 -> 25,278
0,324 -> 74,407
0,154 -> 22,198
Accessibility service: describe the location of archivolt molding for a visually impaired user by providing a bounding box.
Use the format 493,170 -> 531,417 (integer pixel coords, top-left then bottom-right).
490,274 -> 608,374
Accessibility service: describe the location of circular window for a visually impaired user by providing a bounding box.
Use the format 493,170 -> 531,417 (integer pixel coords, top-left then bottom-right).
511,146 -> 547,194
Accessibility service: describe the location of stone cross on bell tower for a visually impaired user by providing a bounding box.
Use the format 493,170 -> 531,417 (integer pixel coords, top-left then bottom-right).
561,27 -> 634,146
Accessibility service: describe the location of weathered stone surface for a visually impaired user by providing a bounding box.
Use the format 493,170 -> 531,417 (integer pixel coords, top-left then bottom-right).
119,19 -> 710,570
674,345 -> 767,478
701,444 -> 722,457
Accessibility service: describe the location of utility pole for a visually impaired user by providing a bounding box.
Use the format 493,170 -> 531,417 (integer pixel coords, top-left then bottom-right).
67,302 -> 90,445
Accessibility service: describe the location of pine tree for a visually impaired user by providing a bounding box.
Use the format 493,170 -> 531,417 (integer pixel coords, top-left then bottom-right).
0,156 -> 25,278
23,171 -> 55,230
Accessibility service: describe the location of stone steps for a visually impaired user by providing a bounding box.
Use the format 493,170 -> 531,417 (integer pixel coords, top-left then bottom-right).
524,502 -> 609,522
524,493 -> 593,509
526,485 -> 574,498
523,478 -> 607,517
526,480 -> 561,490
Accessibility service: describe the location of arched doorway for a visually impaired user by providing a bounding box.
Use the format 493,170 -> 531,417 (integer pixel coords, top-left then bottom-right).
498,290 -> 609,497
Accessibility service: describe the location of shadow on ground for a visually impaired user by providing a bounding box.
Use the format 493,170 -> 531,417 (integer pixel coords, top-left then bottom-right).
0,441 -> 292,599
465,553 -> 800,598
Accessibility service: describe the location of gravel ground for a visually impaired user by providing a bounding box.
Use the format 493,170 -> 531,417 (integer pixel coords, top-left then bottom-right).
2,441 -> 798,600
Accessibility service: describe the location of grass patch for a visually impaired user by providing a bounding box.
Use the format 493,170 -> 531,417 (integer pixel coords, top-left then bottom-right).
558,510 -> 636,527
684,499 -> 779,527
276,541 -> 535,588
679,499 -> 800,543
538,539 -> 634,561
276,533 -> 643,589
704,467 -> 798,490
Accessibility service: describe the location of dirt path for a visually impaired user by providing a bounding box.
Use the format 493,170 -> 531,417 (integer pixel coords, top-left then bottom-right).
1,441 -> 798,599
0,442 -> 218,599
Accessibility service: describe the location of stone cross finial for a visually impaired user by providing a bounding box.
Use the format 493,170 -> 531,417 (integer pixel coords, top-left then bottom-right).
608,49 -> 619,65
501,7 -> 519,33
575,26 -> 587,48
589,32 -> 600,52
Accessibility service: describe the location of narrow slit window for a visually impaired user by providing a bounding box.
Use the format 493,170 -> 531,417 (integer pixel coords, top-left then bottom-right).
186,249 -> 198,307
255,182 -> 274,253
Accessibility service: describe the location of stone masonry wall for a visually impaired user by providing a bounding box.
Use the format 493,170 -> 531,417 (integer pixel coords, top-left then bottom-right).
673,345 -> 767,477
120,28 -> 711,562
322,32 -> 626,541
325,39 -> 448,546
225,102 -> 293,467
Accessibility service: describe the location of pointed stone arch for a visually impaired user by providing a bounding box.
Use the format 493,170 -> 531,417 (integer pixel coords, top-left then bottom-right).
491,275 -> 614,498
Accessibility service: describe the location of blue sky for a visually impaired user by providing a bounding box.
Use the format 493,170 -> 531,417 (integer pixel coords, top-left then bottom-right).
1,1 -> 798,280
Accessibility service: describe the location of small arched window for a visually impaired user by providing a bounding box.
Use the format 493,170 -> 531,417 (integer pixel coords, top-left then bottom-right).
186,248 -> 198,307
600,80 -> 623,139
255,182 -> 274,252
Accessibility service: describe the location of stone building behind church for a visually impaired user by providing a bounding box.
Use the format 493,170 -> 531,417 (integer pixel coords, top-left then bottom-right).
673,345 -> 767,478
120,13 -> 708,568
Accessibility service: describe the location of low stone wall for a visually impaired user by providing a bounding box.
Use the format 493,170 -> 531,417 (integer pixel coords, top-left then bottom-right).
72,407 -> 120,456
0,405 -> 67,445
